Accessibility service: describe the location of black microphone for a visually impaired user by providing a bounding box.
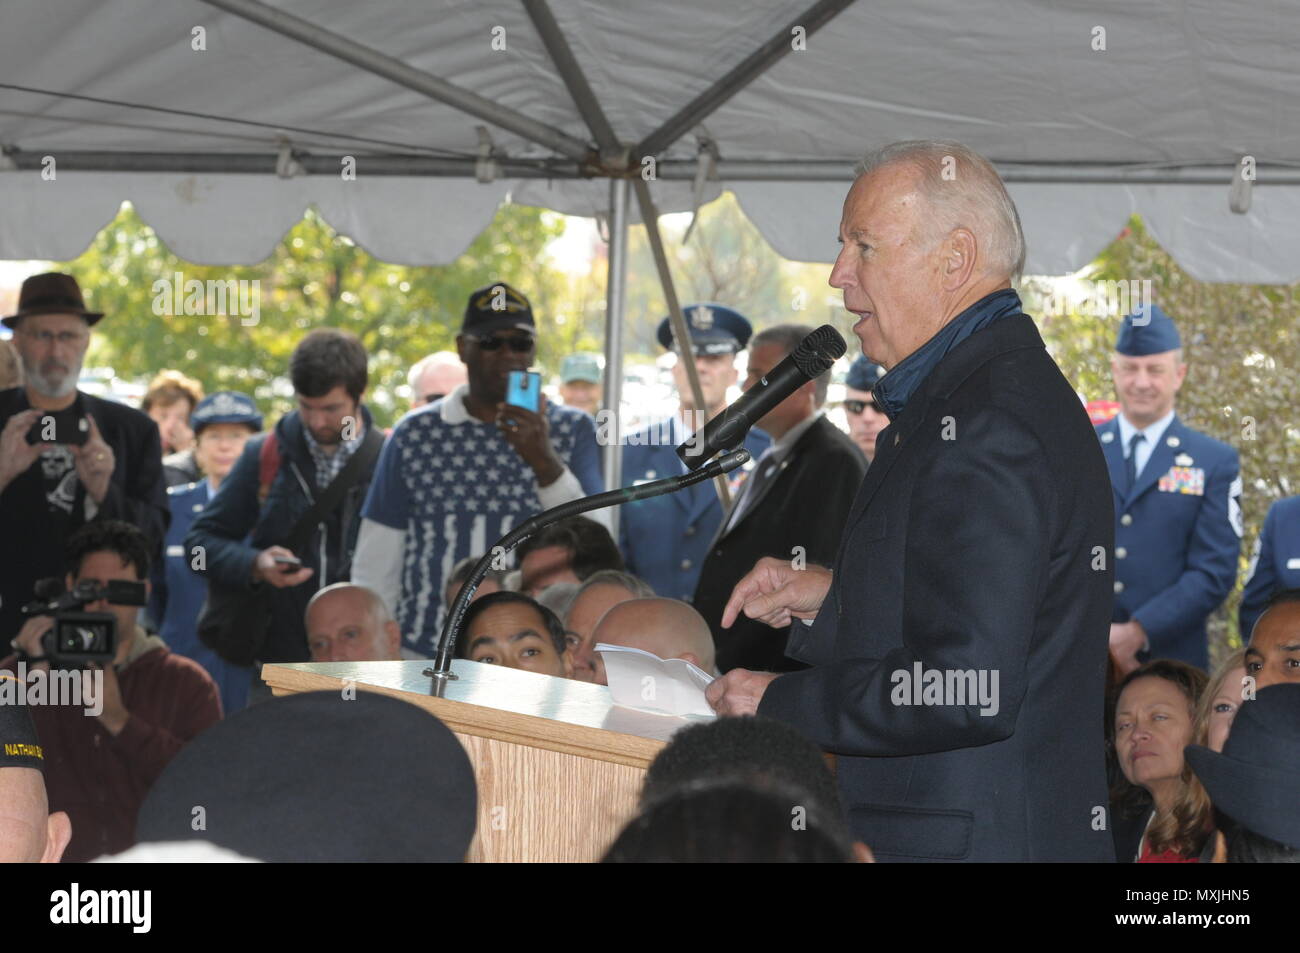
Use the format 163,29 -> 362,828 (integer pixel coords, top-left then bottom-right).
676,324 -> 847,469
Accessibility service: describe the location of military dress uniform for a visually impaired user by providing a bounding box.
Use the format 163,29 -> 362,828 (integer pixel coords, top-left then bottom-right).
620,420 -> 768,600
151,391 -> 262,713
617,303 -> 769,600
1100,308 -> 1242,671
1239,495 -> 1300,639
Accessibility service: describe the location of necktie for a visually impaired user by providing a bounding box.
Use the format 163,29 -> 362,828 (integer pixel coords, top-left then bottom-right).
727,447 -> 779,531
1124,432 -> 1146,492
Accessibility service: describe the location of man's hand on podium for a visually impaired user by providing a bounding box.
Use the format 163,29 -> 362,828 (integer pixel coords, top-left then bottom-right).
707,669 -> 780,717
721,557 -> 831,630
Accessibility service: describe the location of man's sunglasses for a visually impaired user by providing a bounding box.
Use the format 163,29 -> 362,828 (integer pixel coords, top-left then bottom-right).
844,398 -> 885,415
472,334 -> 535,353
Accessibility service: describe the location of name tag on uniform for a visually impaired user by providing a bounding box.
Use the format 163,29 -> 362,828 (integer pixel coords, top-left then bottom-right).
166,544 -> 185,557
1288,558 -> 1300,570
1158,466 -> 1205,496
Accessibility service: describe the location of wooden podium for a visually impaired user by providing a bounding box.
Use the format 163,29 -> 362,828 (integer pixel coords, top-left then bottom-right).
261,659 -> 698,862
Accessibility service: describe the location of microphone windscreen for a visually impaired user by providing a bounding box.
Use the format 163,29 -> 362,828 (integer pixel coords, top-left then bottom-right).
792,325 -> 847,377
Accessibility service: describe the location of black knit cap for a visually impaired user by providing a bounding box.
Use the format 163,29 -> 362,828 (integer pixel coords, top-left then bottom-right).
136,690 -> 477,862
0,673 -> 45,771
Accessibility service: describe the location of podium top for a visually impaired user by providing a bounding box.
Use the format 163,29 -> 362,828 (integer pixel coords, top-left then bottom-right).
261,659 -> 705,769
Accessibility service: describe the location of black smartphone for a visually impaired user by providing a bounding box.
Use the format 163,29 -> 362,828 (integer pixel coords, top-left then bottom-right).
273,555 -> 303,574
25,399 -> 90,446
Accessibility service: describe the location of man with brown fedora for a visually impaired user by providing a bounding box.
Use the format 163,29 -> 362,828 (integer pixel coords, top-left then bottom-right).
0,272 -> 168,642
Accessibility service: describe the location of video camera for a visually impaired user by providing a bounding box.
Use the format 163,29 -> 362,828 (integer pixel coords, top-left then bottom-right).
19,577 -> 147,668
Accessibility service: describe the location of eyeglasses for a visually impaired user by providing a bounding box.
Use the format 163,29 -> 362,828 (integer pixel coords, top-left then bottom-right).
21,328 -> 87,346
472,334 -> 535,353
844,398 -> 885,415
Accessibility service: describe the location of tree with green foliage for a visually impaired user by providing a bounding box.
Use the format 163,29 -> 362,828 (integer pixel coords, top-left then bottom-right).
58,201 -> 564,428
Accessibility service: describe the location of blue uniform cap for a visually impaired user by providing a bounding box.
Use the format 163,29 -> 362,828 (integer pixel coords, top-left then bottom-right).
191,390 -> 263,434
656,304 -> 753,355
1116,304 -> 1181,356
845,355 -> 885,392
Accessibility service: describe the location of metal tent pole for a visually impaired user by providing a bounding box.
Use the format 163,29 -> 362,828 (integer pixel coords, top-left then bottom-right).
631,176 -> 732,510
602,177 -> 630,526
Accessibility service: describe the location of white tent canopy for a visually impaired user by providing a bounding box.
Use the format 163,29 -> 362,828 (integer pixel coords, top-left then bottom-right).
3,0 -> 1299,282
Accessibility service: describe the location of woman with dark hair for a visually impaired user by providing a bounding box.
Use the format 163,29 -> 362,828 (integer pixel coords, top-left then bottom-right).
1110,659 -> 1214,862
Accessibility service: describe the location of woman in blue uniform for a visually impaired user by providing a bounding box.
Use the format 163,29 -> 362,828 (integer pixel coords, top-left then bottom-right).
152,391 -> 262,714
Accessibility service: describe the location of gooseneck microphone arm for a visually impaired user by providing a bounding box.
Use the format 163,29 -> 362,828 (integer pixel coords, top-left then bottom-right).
428,447 -> 752,681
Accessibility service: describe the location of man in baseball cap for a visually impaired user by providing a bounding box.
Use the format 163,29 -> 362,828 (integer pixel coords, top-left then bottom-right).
0,673 -> 72,862
463,281 -> 536,336
559,353 -> 602,417
352,281 -> 604,656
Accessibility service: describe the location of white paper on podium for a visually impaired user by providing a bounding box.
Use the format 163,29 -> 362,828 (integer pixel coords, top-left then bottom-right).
595,643 -> 716,718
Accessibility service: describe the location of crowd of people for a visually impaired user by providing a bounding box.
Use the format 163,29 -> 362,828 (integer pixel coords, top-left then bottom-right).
1,137 -> 1298,864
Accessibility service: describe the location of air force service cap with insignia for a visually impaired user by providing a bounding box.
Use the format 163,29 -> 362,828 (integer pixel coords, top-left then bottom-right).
191,390 -> 262,435
1116,304 -> 1181,356
657,303 -> 753,356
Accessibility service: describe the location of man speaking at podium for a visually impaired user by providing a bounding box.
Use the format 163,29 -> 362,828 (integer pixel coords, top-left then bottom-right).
706,141 -> 1115,862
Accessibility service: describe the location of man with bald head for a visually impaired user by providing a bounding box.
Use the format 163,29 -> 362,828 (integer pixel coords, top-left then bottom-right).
707,140 -> 1115,862
407,351 -> 468,410
564,570 -> 655,682
304,583 -> 402,663
589,597 -> 716,686
0,678 -> 72,863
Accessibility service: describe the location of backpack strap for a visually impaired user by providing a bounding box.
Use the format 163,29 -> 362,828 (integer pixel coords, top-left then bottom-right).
257,432 -> 280,505
281,425 -> 385,555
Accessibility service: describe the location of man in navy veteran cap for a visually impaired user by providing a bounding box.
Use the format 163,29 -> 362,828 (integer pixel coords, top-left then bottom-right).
0,674 -> 72,862
1098,305 -> 1241,672
617,305 -> 770,600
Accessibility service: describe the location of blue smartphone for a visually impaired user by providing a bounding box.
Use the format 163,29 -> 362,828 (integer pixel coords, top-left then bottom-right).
506,370 -> 541,412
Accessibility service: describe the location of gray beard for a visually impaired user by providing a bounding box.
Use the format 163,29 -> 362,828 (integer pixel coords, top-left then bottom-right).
23,357 -> 80,399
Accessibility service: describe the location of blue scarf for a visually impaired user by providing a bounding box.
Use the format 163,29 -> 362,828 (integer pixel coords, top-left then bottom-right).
872,288 -> 1023,419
